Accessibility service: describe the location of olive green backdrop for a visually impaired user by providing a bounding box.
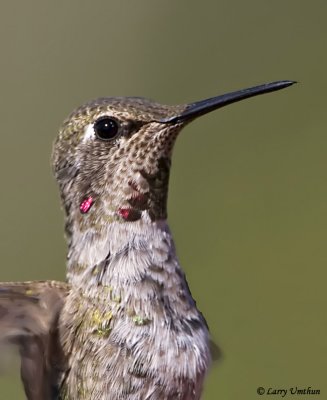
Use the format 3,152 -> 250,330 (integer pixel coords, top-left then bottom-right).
0,1 -> 326,399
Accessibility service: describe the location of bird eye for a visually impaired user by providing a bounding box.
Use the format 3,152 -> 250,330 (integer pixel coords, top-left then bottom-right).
93,117 -> 119,141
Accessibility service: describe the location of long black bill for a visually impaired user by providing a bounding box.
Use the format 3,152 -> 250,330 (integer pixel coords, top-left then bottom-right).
160,80 -> 296,124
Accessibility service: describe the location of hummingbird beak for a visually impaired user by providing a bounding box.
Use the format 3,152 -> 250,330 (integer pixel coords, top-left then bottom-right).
160,80 -> 296,124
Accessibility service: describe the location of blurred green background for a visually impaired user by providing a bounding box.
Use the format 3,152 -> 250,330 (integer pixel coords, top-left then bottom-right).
0,1 -> 326,399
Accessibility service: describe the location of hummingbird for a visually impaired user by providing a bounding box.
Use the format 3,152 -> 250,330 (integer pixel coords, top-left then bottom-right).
0,80 -> 295,399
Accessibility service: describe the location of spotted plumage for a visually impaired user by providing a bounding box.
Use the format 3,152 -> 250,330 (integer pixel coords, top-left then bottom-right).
0,80 -> 295,399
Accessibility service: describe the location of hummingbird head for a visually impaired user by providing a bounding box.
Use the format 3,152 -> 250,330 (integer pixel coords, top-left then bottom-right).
52,81 -> 295,236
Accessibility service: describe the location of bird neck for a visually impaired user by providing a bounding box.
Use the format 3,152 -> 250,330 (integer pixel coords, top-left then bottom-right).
66,215 -> 179,294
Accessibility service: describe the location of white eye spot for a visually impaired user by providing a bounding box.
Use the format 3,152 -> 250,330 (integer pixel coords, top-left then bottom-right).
83,124 -> 95,142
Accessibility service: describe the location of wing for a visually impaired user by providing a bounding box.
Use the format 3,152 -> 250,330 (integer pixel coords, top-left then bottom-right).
0,280 -> 70,400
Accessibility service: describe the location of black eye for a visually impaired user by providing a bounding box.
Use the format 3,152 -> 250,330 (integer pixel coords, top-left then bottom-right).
93,117 -> 119,141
